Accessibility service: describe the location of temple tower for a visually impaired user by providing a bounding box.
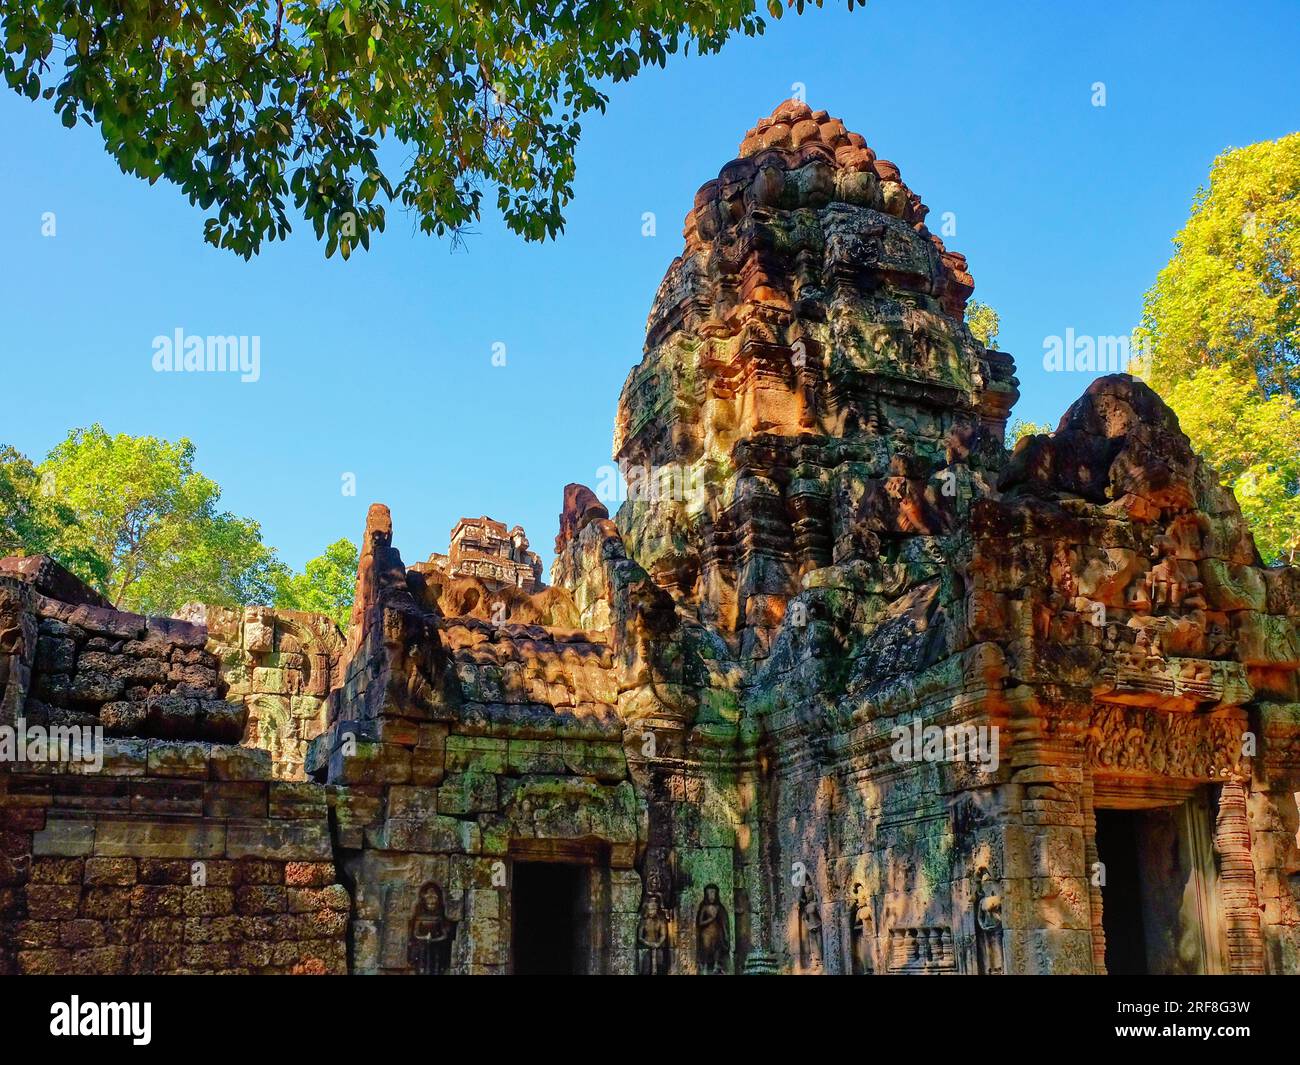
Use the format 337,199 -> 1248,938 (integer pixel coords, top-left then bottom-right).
613,99 -> 1018,657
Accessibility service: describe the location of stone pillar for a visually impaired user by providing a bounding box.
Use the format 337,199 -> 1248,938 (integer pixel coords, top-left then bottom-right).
738,746 -> 780,974
1215,777 -> 1266,974
1080,775 -> 1106,974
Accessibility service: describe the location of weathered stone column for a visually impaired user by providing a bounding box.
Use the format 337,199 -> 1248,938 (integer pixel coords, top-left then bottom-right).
737,734 -> 780,973
1080,775 -> 1106,974
1215,776 -> 1266,974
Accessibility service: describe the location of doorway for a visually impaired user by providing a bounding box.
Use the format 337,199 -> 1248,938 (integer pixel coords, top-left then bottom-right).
511,862 -> 588,975
1094,795 -> 1225,975
1095,810 -> 1149,973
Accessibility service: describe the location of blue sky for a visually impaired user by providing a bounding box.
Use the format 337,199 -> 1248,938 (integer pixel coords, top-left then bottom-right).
2,0 -> 1297,573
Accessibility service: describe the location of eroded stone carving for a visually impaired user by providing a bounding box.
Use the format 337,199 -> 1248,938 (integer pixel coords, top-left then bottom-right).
975,867 -> 1004,975
409,881 -> 457,975
696,884 -> 730,974
637,894 -> 671,975
797,882 -> 824,969
888,927 -> 955,973
849,882 -> 874,975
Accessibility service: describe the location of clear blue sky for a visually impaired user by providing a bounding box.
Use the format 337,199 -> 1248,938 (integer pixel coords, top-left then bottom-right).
2,0 -> 1297,573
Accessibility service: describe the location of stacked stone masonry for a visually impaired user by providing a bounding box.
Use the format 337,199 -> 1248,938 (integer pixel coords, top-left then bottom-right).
3,102 -> 1299,974
0,562 -> 348,974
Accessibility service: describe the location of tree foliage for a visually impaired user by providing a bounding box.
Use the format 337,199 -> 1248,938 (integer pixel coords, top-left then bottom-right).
1004,418 -> 1050,450
273,537 -> 358,628
1,0 -> 835,259
1140,133 -> 1300,564
1142,133 -> 1299,403
3,427 -> 359,619
965,299 -> 1000,349
36,425 -> 285,614
1164,365 -> 1300,565
0,444 -> 108,586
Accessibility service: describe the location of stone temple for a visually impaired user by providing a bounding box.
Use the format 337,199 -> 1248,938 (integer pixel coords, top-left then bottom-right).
3,100 -> 1300,975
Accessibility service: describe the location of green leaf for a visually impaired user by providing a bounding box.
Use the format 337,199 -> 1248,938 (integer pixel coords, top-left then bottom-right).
2,0 -> 846,258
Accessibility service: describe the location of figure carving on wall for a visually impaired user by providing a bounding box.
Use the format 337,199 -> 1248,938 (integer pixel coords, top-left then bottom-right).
1206,620 -> 1233,658
798,882 -> 824,969
905,311 -> 933,372
975,868 -> 1004,975
849,882 -> 874,974
636,894 -> 671,975
696,883 -> 730,974
1146,548 -> 1184,612
640,838 -> 681,918
408,881 -> 456,975
1131,625 -> 1165,668
734,886 -> 752,973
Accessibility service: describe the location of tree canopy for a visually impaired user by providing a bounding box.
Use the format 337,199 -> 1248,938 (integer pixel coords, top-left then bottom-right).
0,443 -> 108,586
2,0 -> 837,259
964,299 -> 1000,349
1140,132 -> 1300,565
1004,418 -> 1050,450
1,427 -> 358,619
1142,133 -> 1299,404
273,537 -> 360,628
1161,364 -> 1300,565
35,425 -> 284,613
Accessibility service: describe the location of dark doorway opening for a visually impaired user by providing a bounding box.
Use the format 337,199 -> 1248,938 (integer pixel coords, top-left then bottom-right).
1095,809 -> 1149,974
512,862 -> 585,975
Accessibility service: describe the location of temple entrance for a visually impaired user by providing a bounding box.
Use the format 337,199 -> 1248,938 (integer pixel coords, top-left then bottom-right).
1094,810 -> 1149,973
1094,794 -> 1226,975
511,862 -> 590,975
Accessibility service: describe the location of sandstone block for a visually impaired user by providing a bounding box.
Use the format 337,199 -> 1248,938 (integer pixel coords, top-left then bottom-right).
27,884 -> 81,919
31,820 -> 94,857
444,735 -> 507,775
147,740 -> 211,778
268,781 -> 328,819
284,862 -> 336,887
287,885 -> 350,913
209,744 -> 272,781
94,820 -> 227,859
84,856 -> 137,886
225,820 -> 332,861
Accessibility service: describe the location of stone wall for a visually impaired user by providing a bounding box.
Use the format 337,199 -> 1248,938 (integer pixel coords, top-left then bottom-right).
0,565 -> 349,975
307,505 -> 644,974
2,556 -> 241,743
192,604 -> 344,780
3,756 -> 347,975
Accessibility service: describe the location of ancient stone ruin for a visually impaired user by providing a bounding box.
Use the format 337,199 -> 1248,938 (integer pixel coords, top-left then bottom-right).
420,516 -> 545,595
3,101 -> 1299,975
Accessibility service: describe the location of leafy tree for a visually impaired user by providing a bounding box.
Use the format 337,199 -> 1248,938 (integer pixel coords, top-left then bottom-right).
1142,133 -> 1299,403
37,425 -> 286,614
1004,418 -> 1050,450
2,0 -> 839,259
273,538 -> 358,628
1164,365 -> 1300,565
0,444 -> 108,586
965,300 -> 1000,348
1140,133 -> 1300,564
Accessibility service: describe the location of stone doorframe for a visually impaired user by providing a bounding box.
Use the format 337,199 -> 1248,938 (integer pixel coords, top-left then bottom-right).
1089,778 -> 1254,974
506,837 -> 618,975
